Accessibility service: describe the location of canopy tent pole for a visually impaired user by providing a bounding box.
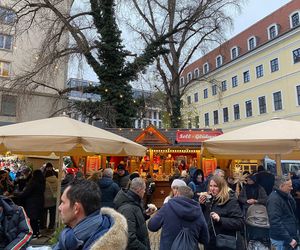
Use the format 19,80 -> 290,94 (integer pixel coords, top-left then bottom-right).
275,154 -> 282,176
55,154 -> 63,227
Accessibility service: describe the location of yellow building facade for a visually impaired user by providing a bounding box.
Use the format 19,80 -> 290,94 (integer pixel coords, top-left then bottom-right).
181,1 -> 300,132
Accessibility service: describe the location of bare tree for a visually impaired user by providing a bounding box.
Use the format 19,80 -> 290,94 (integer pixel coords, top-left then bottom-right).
6,0 -> 183,127
123,0 -> 243,128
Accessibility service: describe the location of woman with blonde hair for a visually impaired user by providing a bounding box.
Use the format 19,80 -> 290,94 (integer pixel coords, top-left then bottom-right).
199,175 -> 244,250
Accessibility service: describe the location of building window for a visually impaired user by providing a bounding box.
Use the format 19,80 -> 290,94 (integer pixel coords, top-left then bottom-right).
187,96 -> 191,105
212,84 -> 217,96
203,63 -> 209,74
159,121 -> 162,128
270,58 -> 279,72
204,88 -> 208,99
221,80 -> 227,92
258,96 -> 267,114
223,107 -> 229,123
297,85 -> 300,106
180,77 -> 185,86
0,8 -> 16,25
0,61 -> 10,77
245,100 -> 252,117
213,110 -> 218,125
0,95 -> 17,116
195,116 -> 200,128
293,48 -> 300,64
194,92 -> 198,102
187,72 -> 192,82
0,34 -> 13,50
290,12 -> 300,28
204,113 -> 209,126
256,64 -> 264,78
194,68 -> 199,78
232,76 -> 238,88
273,91 -> 282,111
268,24 -> 278,40
216,55 -> 223,68
153,111 -> 157,119
248,36 -> 256,50
234,104 -> 240,120
243,70 -> 250,83
231,47 -> 239,60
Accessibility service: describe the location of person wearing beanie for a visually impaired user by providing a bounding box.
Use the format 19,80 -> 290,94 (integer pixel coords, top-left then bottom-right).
238,174 -> 267,214
164,179 -> 187,204
113,164 -> 130,189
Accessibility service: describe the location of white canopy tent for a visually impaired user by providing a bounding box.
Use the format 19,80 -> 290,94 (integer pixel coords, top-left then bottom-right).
0,116 -> 146,224
202,118 -> 300,175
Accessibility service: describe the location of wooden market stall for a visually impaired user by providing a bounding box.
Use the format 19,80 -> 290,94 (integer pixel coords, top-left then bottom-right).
106,125 -> 223,207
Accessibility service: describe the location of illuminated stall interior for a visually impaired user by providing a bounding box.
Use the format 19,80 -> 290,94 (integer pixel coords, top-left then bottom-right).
106,124 -> 223,179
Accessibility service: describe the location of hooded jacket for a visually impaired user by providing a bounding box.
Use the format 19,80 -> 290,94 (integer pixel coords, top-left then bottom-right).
53,207 -> 128,250
148,196 -> 209,250
0,196 -> 32,250
98,177 -> 120,208
114,189 -> 150,250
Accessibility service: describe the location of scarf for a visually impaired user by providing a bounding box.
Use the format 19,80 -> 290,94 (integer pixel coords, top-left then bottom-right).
54,211 -> 109,250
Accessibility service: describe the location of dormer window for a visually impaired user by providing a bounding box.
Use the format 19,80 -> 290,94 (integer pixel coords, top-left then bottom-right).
0,8 -> 16,25
231,46 -> 239,60
180,77 -> 185,86
290,11 -> 300,28
268,24 -> 279,40
187,72 -> 192,82
216,55 -> 223,68
194,68 -> 199,78
203,62 -> 209,74
247,36 -> 257,51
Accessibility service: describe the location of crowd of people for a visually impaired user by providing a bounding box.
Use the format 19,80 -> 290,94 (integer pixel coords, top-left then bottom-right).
1,159 -> 300,250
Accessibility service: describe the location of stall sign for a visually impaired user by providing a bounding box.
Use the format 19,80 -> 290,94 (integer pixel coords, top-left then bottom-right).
176,131 -> 222,142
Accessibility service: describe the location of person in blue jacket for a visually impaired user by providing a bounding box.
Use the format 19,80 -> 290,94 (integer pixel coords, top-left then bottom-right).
148,185 -> 209,250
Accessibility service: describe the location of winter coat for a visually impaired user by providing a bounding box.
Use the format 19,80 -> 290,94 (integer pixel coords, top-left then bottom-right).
0,196 -> 33,250
44,175 -> 58,208
148,196 -> 209,250
238,183 -> 267,210
203,192 -> 244,250
114,189 -> 150,250
255,171 -> 275,196
113,172 -> 130,189
53,207 -> 128,250
98,177 -> 120,208
267,188 -> 298,246
15,179 -> 45,220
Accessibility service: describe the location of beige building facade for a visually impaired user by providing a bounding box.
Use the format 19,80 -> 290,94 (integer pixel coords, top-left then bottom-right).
181,0 -> 300,132
0,0 -> 72,125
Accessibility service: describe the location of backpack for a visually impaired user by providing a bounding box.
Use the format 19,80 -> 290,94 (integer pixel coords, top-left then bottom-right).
247,240 -> 269,250
246,204 -> 270,228
171,227 -> 199,250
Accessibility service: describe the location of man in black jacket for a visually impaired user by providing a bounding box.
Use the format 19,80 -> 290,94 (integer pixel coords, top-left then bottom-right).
0,196 -> 32,249
267,175 -> 298,250
114,177 -> 155,250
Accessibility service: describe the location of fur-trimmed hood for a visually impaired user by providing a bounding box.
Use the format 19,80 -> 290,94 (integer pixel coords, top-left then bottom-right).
90,207 -> 128,250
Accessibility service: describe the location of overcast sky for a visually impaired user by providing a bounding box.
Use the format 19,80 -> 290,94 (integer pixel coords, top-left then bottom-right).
69,0 -> 292,82
230,0 -> 291,36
